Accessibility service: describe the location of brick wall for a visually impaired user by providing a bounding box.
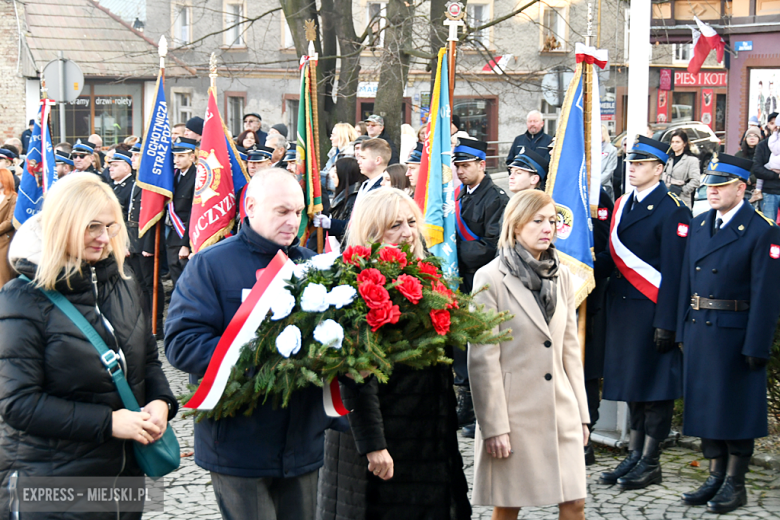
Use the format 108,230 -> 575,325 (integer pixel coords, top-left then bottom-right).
0,0 -> 28,143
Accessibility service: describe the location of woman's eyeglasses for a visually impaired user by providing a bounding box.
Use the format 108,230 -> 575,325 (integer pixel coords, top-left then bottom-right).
87,222 -> 121,239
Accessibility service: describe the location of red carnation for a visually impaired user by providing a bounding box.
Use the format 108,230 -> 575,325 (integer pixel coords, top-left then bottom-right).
430,309 -> 451,335
394,274 -> 423,304
343,245 -> 372,266
367,302 -> 402,332
432,280 -> 458,309
417,261 -> 442,280
378,246 -> 408,268
357,268 -> 386,286
358,281 -> 391,309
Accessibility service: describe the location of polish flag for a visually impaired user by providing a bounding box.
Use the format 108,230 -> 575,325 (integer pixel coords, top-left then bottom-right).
482,54 -> 513,74
687,17 -> 725,75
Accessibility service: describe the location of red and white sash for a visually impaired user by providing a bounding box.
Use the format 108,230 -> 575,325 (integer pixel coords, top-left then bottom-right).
609,195 -> 661,303
185,251 -> 295,410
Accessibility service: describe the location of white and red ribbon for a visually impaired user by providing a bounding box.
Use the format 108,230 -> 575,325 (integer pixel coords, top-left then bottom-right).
609,195 -> 662,303
575,42 -> 608,70
185,251 -> 295,410
323,378 -> 349,417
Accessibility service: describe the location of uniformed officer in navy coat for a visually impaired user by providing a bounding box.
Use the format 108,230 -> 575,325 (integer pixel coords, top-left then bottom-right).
595,135 -> 691,490
676,153 -> 780,514
453,138 -> 509,438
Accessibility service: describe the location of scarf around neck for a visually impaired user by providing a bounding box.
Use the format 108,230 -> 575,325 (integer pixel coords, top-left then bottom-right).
500,242 -> 560,323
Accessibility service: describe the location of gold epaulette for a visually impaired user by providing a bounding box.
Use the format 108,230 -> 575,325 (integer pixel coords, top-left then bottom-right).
667,192 -> 681,207
755,210 -> 776,226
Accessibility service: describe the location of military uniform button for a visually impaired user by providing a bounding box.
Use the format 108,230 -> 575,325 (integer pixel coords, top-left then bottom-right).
544,373 -> 552,381
692,319 -> 696,324
622,296 -> 626,300
712,269 -> 718,274
695,266 -> 701,271
706,321 -> 712,326
544,340 -> 552,348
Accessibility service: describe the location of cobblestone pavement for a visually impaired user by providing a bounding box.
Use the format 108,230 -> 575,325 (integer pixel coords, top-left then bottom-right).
148,342 -> 780,519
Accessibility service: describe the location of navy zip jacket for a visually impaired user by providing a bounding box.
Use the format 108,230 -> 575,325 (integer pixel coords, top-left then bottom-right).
165,220 -> 341,478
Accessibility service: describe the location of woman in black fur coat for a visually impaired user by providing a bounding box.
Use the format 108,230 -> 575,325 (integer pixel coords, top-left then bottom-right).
316,188 -> 471,520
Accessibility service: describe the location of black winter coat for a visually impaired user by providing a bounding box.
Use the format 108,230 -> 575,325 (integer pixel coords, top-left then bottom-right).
0,228 -> 177,519
752,138 -> 780,195
328,183 -> 360,241
316,364 -> 471,520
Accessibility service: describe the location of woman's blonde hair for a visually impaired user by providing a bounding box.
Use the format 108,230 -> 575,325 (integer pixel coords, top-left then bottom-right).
332,123 -> 359,149
36,173 -> 128,289
499,190 -> 557,249
347,187 -> 426,259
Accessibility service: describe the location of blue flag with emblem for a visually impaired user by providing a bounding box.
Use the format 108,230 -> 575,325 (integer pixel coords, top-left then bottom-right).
14,100 -> 56,229
545,63 -> 595,306
414,48 -> 458,283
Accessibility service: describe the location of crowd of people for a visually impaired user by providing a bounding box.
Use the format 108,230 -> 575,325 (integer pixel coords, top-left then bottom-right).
0,105 -> 778,520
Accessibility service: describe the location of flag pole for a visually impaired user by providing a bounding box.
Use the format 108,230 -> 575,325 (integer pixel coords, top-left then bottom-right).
304,26 -> 324,254
443,3 -> 465,115
151,36 -> 168,338
578,3 -> 595,362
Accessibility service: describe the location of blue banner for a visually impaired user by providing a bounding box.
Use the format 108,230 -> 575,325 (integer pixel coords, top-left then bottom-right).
14,100 -> 48,229
224,134 -> 248,195
137,75 -> 174,237
545,64 -> 595,305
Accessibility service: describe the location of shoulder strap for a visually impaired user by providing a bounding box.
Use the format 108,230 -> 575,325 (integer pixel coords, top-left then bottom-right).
18,275 -> 141,412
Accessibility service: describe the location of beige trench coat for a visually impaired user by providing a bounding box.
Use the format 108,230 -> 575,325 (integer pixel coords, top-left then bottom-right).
0,191 -> 16,287
468,257 -> 589,508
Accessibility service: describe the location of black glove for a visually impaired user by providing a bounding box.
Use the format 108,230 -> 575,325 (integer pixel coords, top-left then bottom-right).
745,356 -> 768,371
654,328 -> 676,353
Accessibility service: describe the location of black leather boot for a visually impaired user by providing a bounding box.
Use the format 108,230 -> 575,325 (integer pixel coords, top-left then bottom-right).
706,455 -> 750,514
584,444 -> 596,466
617,436 -> 663,490
456,386 -> 475,428
599,430 -> 644,485
681,457 -> 726,506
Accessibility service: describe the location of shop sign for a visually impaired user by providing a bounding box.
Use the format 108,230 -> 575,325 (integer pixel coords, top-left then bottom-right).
357,82 -> 378,98
656,90 -> 669,123
659,69 -> 672,91
674,71 -> 727,87
600,100 -> 615,121
95,96 -> 133,107
735,41 -> 752,51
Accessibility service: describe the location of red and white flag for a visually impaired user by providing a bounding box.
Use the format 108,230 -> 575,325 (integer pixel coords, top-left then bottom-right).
482,54 -> 513,74
687,16 -> 725,75
185,252 -> 295,410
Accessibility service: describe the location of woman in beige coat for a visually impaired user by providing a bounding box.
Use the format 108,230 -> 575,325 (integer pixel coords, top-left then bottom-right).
468,190 -> 590,520
0,168 -> 17,287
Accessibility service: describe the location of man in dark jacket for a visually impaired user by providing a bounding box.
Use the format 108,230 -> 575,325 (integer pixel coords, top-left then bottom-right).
677,154 -> 780,514
365,114 -> 399,165
453,137 -> 509,438
167,137 -> 198,286
752,112 -> 779,222
165,170 -> 336,519
506,110 -> 553,166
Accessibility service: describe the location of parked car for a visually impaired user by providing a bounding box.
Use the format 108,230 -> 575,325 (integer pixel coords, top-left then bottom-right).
692,185 -> 710,217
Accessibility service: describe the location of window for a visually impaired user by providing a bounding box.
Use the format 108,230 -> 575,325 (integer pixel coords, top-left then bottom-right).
227,96 -> 244,138
225,3 -> 245,47
672,44 -> 692,64
672,92 -> 695,122
541,99 -> 560,136
172,91 -> 193,125
467,4 -> 490,47
282,14 -> 295,49
541,7 -> 566,52
453,97 -> 498,167
366,3 -> 387,48
172,4 -> 191,47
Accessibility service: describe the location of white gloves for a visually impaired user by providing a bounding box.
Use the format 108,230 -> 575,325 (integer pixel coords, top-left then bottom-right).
313,214 -> 331,229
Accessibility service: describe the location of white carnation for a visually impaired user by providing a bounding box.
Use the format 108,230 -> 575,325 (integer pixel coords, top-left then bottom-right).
270,288 -> 296,320
313,319 -> 344,350
293,262 -> 312,279
276,325 -> 302,358
325,285 -> 357,309
300,283 -> 329,312
310,252 -> 340,271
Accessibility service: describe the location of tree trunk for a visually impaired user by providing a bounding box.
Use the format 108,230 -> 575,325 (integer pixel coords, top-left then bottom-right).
374,0 -> 414,150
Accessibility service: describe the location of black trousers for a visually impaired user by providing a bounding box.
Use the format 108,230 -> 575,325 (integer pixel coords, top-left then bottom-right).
126,254 -> 164,333
585,378 -> 601,428
628,400 -> 674,440
701,438 -> 755,459
167,245 -> 189,286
